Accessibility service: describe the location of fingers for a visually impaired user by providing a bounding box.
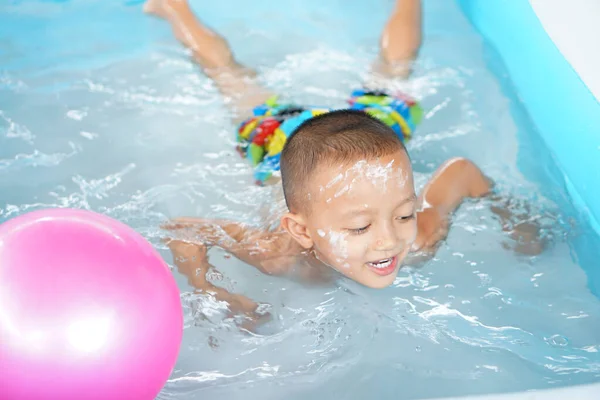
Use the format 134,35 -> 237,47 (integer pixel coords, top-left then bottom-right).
239,312 -> 272,333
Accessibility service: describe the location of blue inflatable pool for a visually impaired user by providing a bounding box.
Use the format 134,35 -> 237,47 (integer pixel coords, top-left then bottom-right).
459,0 -> 600,232
450,1 -> 600,399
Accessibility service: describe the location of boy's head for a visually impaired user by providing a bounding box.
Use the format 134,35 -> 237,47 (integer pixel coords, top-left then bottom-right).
280,110 -> 417,289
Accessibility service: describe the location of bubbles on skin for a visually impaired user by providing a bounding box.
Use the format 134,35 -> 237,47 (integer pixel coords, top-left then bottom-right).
395,166 -> 408,189
317,229 -> 326,238
334,184 -> 350,199
350,159 -> 395,192
326,173 -> 344,189
320,158 -> 408,201
347,159 -> 401,193
327,230 -> 349,265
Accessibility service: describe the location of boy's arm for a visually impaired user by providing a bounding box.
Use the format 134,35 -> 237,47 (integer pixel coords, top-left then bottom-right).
413,158 -> 544,255
162,218 -> 302,276
412,158 -> 491,252
165,239 -> 268,327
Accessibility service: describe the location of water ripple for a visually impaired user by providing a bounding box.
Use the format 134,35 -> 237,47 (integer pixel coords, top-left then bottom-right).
0,141 -> 79,171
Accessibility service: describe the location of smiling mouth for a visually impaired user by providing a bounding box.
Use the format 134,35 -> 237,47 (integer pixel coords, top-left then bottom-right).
367,258 -> 393,269
366,256 -> 399,276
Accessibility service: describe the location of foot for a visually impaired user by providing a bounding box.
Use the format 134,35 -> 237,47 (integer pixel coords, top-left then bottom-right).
144,0 -> 176,19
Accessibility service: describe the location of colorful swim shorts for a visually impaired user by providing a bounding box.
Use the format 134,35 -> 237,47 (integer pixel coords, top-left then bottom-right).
236,89 -> 423,185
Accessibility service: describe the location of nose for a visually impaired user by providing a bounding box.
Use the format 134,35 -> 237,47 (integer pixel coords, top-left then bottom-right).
373,223 -> 399,252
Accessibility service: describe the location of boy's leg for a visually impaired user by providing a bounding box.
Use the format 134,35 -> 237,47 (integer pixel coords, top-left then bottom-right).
145,0 -> 272,120
372,0 -> 422,79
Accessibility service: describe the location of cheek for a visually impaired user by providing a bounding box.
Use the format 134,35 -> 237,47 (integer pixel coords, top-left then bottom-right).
347,235 -> 371,257
403,220 -> 418,244
334,235 -> 371,267
313,231 -> 368,267
390,219 -> 418,249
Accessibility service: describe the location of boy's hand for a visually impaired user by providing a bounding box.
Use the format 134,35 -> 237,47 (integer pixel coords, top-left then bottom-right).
164,238 -> 209,286
508,220 -> 544,256
163,237 -> 272,332
228,297 -> 272,333
490,199 -> 544,256
165,237 -> 207,260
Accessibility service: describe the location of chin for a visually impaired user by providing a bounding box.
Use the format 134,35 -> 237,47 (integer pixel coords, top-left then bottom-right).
336,268 -> 398,289
362,274 -> 398,289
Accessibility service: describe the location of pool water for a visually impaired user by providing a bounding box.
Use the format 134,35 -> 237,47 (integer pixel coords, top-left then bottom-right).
2,0 -> 600,399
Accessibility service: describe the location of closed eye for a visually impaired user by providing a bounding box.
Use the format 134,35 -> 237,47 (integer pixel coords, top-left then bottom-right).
396,214 -> 415,222
347,225 -> 371,235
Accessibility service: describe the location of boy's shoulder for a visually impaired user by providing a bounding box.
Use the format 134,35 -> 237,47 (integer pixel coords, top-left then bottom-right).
251,227 -> 305,276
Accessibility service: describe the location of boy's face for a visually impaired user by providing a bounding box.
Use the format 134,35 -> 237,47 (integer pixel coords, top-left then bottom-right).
300,150 -> 417,288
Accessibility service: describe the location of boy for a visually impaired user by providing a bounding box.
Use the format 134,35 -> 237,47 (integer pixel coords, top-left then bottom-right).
147,0 -> 537,324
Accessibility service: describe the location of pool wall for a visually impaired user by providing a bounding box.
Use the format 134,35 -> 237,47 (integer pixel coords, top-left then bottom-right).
456,0 -> 600,233
449,0 -> 600,398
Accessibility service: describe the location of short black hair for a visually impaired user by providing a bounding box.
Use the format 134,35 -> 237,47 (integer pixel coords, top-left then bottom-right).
280,109 -> 407,212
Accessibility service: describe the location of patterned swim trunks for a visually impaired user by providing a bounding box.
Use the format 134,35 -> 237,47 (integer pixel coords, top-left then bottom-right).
236,89 -> 423,184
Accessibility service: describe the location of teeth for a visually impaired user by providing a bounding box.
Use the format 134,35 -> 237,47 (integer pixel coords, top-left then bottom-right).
368,258 -> 392,269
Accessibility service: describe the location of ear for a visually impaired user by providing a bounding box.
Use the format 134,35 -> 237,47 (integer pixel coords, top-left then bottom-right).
280,212 -> 314,249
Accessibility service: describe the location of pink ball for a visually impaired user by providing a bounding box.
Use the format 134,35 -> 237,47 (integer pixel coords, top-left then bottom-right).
0,209 -> 183,400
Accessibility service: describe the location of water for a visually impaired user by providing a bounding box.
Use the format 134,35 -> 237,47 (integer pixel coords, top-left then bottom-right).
2,0 -> 600,399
